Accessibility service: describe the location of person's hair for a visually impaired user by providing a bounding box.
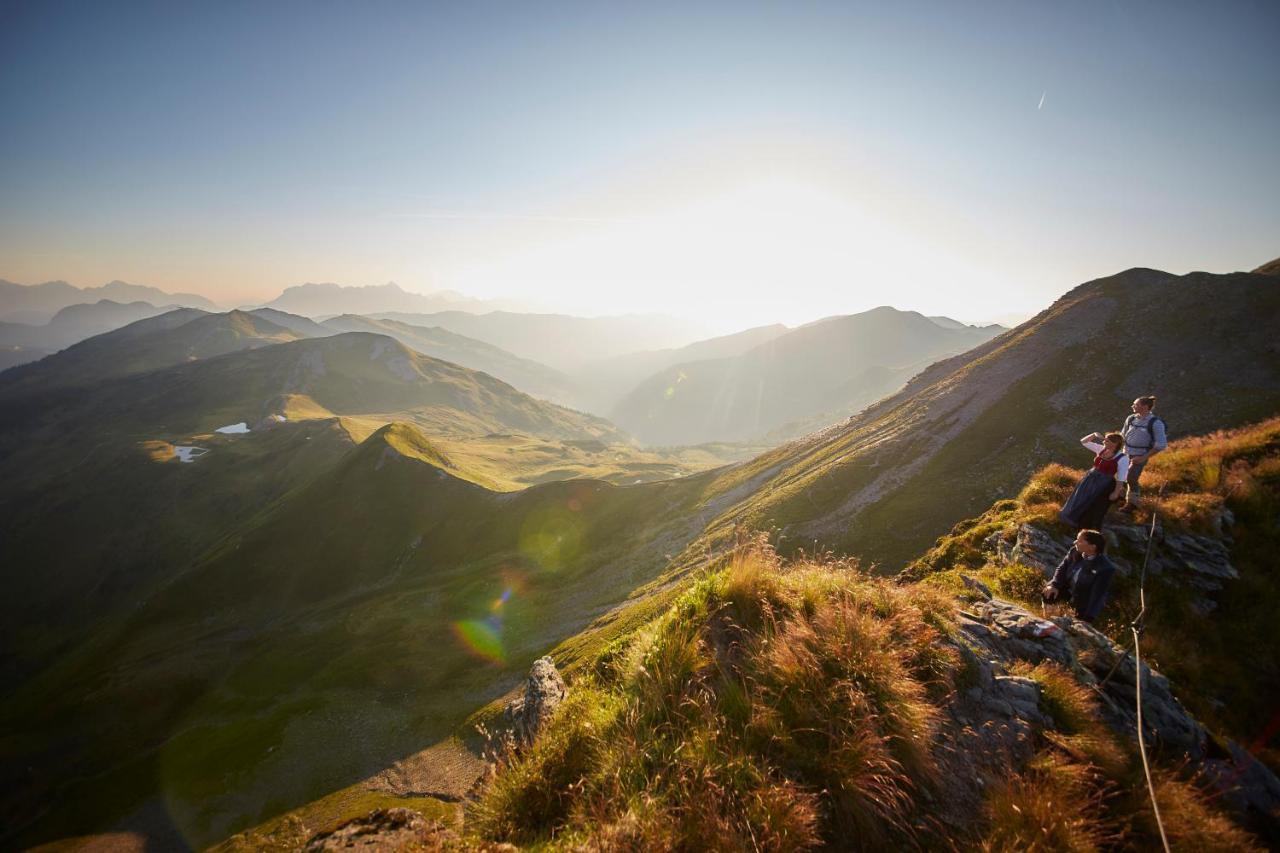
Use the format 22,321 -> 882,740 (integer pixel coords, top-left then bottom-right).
1104,432 -> 1124,449
1137,395 -> 1157,409
1079,529 -> 1106,553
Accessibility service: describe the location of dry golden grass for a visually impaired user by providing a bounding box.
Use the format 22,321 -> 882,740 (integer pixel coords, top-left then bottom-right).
1011,661 -> 1128,777
471,538 -> 960,850
1146,770 -> 1265,852
473,534 -> 1269,851
979,754 -> 1115,852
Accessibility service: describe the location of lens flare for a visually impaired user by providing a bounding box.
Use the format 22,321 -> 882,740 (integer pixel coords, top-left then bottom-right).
453,568 -> 528,663
518,506 -> 584,572
452,618 -> 505,663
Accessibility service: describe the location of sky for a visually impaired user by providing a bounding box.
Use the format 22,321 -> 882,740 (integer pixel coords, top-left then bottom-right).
1,0 -> 1277,332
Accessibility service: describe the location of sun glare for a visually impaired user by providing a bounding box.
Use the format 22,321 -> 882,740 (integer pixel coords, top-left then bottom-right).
454,178 -> 981,329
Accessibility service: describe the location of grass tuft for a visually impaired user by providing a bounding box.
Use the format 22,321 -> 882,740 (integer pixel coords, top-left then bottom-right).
979,753 -> 1115,852
471,540 -> 960,849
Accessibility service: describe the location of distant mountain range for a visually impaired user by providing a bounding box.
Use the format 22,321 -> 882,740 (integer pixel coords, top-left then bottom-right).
372,310 -> 711,371
0,309 -> 300,399
610,308 -> 1006,445
568,323 -> 790,412
1,299 -> 1010,448
321,314 -> 577,405
0,279 -> 218,324
0,299 -> 185,369
258,281 -> 523,317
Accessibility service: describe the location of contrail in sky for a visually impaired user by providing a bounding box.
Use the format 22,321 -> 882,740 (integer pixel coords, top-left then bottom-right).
1037,91 -> 1046,110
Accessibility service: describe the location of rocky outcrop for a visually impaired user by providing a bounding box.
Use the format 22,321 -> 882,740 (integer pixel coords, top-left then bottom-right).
304,808 -> 454,850
989,513 -> 1239,613
504,656 -> 567,748
952,581 -> 1280,834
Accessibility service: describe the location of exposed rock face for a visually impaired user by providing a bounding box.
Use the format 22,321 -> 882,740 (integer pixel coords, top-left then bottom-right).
304,808 -> 453,850
990,515 -> 1239,612
952,582 -> 1280,833
504,656 -> 567,747
991,523 -> 1075,577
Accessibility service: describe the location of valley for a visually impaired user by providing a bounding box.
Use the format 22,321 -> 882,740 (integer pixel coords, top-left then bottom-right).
2,263 -> 1278,849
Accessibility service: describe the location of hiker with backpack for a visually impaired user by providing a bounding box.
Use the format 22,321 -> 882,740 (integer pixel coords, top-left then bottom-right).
1120,395 -> 1167,513
1042,529 -> 1116,623
1059,431 -> 1128,530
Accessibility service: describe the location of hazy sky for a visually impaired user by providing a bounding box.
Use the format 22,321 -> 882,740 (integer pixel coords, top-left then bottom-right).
2,1 -> 1277,331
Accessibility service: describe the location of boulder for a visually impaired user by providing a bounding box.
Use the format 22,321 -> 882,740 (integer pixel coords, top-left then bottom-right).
504,656 -> 567,747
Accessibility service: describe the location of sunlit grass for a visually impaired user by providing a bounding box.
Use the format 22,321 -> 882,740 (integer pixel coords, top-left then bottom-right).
470,538 -> 960,849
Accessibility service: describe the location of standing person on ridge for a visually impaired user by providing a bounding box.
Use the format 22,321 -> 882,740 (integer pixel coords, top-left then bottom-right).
1120,395 -> 1167,513
1059,431 -> 1128,530
1042,529 -> 1116,623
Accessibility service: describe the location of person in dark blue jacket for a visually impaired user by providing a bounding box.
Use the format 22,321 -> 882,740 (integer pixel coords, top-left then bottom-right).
1041,529 -> 1116,623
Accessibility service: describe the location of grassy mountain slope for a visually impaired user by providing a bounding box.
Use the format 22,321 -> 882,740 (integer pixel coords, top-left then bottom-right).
458,534 -> 1269,850
0,329 -> 617,444
323,314 -> 577,405
6,263 -> 1277,850
248,307 -> 337,337
906,416 -> 1280,755
300,417 -> 1275,850
0,308 -> 299,399
687,268 -> 1280,569
0,327 -> 636,687
569,323 -> 790,413
2,422 -> 720,848
610,306 -> 1005,445
0,418 -> 360,681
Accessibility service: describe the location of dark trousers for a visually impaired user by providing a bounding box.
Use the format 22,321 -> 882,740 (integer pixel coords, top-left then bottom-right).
1126,456 -> 1149,505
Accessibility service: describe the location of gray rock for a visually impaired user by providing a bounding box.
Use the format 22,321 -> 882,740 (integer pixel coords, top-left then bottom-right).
1201,739 -> 1280,827
1006,524 -> 1074,576
994,675 -> 1040,706
504,656 -> 567,747
960,574 -> 993,600
305,808 -> 450,850
1161,532 -> 1239,581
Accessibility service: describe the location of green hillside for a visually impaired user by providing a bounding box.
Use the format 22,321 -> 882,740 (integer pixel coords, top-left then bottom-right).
253,417 -> 1280,850
0,308 -> 292,399
0,329 -> 617,442
0,327 -> 664,672
1,422 -> 717,848
322,314 -> 577,405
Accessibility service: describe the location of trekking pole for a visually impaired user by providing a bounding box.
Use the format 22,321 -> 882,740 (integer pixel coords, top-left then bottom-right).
1096,486 -> 1163,691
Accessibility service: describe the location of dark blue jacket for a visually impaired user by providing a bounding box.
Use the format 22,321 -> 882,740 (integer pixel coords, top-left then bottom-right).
1049,547 -> 1116,623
